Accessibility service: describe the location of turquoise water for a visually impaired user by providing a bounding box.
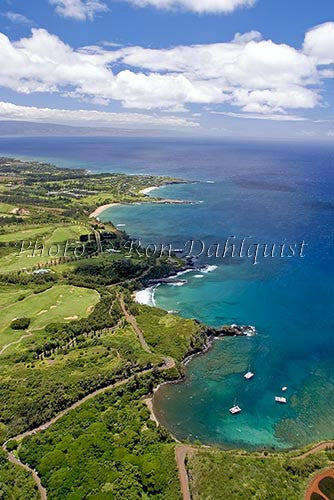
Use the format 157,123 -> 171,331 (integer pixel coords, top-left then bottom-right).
99,166 -> 334,450
1,137 -> 333,450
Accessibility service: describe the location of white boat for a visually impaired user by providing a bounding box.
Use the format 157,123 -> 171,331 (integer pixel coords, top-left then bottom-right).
244,371 -> 254,380
282,387 -> 288,392
229,405 -> 242,414
275,396 -> 287,404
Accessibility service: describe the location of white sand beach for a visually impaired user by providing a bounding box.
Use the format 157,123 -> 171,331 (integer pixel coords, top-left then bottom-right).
89,203 -> 120,218
139,186 -> 159,195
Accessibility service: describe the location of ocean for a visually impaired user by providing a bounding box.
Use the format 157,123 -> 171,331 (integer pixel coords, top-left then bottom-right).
1,136 -> 333,450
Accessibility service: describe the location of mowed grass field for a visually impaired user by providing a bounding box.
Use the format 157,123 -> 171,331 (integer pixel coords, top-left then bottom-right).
0,285 -> 100,349
0,202 -> 17,216
0,224 -> 90,273
0,285 -> 31,309
0,223 -> 90,243
0,225 -> 52,243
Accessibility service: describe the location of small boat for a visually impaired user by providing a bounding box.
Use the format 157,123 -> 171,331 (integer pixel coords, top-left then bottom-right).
282,387 -> 288,392
275,396 -> 287,404
244,371 -> 254,380
229,399 -> 242,414
229,405 -> 242,414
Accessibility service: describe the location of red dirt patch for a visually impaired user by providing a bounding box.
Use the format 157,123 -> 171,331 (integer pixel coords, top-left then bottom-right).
306,468 -> 334,500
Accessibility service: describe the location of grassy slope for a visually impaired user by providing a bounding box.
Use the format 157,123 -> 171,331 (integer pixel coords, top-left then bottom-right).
0,225 -> 53,242
135,305 -> 204,363
0,202 -> 17,215
188,449 -> 333,500
0,284 -> 31,309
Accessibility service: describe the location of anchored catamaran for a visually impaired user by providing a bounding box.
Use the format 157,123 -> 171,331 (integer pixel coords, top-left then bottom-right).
229,399 -> 242,414
275,396 -> 287,404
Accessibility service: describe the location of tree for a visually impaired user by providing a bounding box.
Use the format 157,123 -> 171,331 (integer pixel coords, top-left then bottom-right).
11,317 -> 31,330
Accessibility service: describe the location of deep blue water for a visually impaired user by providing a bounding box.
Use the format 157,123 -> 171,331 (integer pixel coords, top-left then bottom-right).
1,136 -> 333,449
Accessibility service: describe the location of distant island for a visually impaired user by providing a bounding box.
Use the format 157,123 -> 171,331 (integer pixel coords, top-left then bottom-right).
0,120 -> 201,138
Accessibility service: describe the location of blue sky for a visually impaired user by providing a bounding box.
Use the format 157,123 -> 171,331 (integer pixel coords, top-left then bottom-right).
0,0 -> 333,139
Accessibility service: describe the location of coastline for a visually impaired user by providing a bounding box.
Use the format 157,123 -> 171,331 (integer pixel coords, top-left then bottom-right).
89,202 -> 121,218
86,181 -> 261,448
88,181 -> 198,219
139,186 -> 159,195
144,325 -> 255,444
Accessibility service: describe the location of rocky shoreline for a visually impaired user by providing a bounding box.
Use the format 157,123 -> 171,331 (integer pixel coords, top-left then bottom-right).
146,321 -> 257,432
183,323 -> 256,367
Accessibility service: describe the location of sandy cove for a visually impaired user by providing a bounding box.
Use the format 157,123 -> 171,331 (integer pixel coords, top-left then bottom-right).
139,186 -> 159,195
89,203 -> 121,218
89,192 -> 194,218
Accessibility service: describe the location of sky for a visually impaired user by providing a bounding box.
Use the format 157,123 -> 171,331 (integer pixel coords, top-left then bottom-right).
0,0 -> 333,140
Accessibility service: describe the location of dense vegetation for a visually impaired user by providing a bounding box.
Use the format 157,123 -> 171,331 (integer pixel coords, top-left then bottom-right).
19,377 -> 181,500
134,304 -> 205,363
0,450 -> 40,499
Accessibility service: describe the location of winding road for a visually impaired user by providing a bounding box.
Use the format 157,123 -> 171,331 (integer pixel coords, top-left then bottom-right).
2,362 -> 174,500
2,304 -> 175,500
6,451 -> 47,500
0,333 -> 33,355
292,442 -> 334,460
4,294 -> 333,500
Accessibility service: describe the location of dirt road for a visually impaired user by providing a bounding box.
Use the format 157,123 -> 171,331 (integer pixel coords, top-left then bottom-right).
305,467 -> 334,500
118,293 -> 152,353
6,450 -> 47,500
175,446 -> 196,500
3,357 -> 174,500
293,442 -> 334,460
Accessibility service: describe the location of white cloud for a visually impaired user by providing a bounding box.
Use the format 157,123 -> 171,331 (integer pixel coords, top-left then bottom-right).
49,0 -> 108,20
231,87 -> 320,114
232,31 -> 262,44
0,101 -> 198,128
124,0 -> 256,14
303,22 -> 334,65
217,111 -> 308,121
0,24 -> 332,119
2,12 -> 34,25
